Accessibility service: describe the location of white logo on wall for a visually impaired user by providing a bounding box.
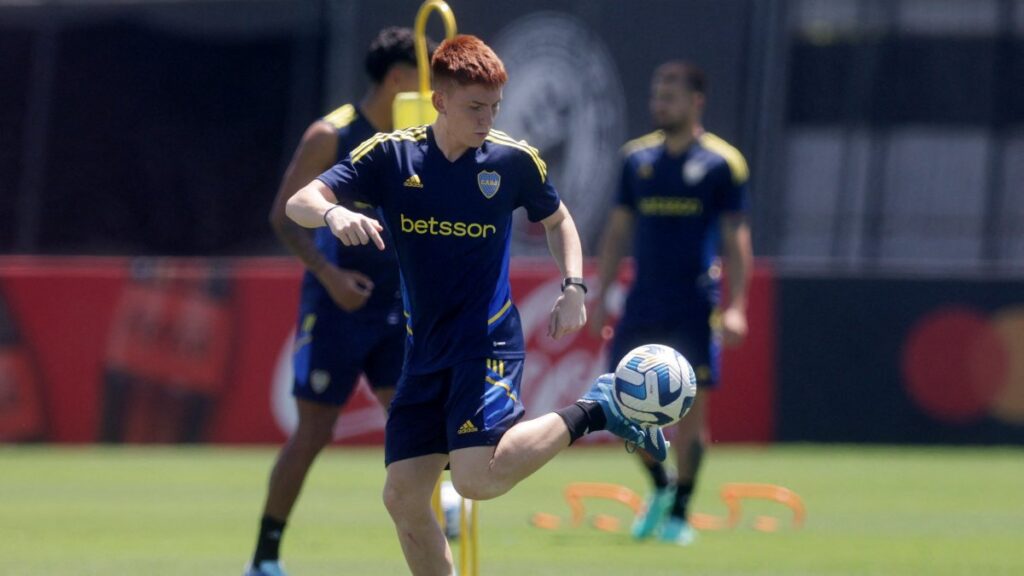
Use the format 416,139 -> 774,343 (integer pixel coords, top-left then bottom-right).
493,12 -> 626,255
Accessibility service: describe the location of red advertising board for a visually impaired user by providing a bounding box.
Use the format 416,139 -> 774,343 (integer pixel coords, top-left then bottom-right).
0,257 -> 775,444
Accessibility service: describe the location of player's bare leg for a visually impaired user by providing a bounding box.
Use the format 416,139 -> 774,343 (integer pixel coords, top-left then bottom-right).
383,453 -> 452,576
659,391 -> 709,545
449,413 -> 572,500
450,375 -> 670,501
263,399 -> 339,519
372,387 -> 396,411
248,399 -> 339,574
672,391 -> 708,483
632,391 -> 709,541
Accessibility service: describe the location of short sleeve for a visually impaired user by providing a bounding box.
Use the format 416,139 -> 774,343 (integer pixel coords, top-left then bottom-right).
516,152 -> 561,223
714,159 -> 749,214
615,156 -> 637,210
316,135 -> 385,206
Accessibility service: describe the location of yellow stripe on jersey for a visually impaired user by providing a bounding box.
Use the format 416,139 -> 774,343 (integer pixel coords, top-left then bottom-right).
621,131 -> 665,156
700,132 -> 749,185
350,126 -> 428,164
350,126 -> 427,163
323,104 -> 357,129
301,313 -> 317,333
485,130 -> 548,182
488,299 -> 512,325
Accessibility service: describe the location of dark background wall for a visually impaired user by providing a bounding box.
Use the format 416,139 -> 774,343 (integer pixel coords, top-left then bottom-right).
4,0 -> 1021,268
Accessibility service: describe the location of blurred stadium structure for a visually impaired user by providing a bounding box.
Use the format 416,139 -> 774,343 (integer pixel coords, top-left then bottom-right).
2,0 -> 1023,445
3,0 -> 1022,270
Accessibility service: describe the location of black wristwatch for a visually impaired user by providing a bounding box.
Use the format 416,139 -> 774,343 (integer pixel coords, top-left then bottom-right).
561,277 -> 588,294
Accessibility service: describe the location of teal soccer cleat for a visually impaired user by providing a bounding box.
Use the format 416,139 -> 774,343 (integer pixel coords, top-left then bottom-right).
631,486 -> 676,540
244,561 -> 288,576
658,516 -> 697,546
581,374 -> 670,461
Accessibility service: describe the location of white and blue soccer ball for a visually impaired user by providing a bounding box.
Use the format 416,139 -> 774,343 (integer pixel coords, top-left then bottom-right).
613,344 -> 698,427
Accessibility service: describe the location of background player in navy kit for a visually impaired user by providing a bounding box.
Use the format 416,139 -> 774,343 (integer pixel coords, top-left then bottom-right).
247,28 -> 434,576
287,35 -> 670,576
593,61 -> 754,546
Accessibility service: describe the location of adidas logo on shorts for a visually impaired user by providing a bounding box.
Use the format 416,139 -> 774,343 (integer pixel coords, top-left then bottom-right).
457,420 -> 478,435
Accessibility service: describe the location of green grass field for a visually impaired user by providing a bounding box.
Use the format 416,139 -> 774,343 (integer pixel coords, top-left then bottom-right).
2,444 -> 1022,575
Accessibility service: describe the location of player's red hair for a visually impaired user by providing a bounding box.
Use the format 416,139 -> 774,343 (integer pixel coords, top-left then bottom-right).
431,35 -> 508,88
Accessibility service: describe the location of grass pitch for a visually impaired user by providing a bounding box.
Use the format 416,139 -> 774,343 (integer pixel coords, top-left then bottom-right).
1,444 -> 1022,575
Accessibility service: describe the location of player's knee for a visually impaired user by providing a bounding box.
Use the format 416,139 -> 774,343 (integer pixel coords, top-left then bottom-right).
381,479 -> 428,522
381,482 -> 407,519
451,473 -> 507,501
293,420 -> 334,452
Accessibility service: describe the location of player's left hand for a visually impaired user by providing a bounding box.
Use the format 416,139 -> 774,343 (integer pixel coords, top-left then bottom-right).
721,305 -> 748,347
549,284 -> 587,339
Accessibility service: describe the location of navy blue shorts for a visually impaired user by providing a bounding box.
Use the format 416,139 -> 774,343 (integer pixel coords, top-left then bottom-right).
384,356 -> 525,466
292,303 -> 405,406
610,311 -> 720,389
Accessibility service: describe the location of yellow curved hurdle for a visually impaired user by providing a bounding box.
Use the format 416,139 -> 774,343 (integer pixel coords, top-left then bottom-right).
393,0 -> 458,130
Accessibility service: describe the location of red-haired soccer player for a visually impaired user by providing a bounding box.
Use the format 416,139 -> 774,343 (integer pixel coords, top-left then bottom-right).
287,35 -> 671,574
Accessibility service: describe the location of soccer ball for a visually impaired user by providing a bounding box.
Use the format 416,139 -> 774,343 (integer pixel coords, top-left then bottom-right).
613,344 -> 697,426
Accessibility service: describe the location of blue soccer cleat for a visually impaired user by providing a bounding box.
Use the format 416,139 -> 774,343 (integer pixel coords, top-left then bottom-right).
581,374 -> 670,461
244,560 -> 288,576
631,486 -> 676,540
658,516 -> 697,546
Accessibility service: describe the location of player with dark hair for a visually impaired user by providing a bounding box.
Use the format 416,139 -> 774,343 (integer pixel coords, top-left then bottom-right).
287,35 -> 670,575
245,27 -> 434,576
593,60 -> 754,546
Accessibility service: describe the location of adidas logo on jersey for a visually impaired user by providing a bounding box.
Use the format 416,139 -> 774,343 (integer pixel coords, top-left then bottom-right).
457,420 -> 478,435
403,174 -> 423,188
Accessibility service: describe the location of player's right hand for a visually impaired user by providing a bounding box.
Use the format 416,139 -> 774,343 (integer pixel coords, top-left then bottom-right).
315,264 -> 374,312
325,206 -> 386,250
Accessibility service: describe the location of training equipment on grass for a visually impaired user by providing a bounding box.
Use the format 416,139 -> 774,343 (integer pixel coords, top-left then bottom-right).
432,478 -> 479,576
530,482 -> 806,534
613,344 -> 697,426
693,483 -> 805,532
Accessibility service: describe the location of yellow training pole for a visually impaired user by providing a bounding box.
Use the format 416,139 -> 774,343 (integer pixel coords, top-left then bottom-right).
392,0 -> 457,129
470,498 -> 479,576
431,478 -> 443,526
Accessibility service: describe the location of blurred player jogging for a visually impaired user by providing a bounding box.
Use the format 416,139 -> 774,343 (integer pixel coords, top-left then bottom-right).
594,61 -> 754,547
245,27 -> 434,576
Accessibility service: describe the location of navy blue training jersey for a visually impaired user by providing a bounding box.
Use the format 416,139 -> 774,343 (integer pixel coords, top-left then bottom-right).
617,131 -> 749,323
302,104 -> 401,315
318,126 -> 560,374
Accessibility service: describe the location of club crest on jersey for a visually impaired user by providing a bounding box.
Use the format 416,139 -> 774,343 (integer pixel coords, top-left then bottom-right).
477,171 -> 501,199
683,159 -> 707,185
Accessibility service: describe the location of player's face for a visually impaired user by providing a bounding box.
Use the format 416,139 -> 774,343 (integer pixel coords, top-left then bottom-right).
649,79 -> 697,133
438,82 -> 502,148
